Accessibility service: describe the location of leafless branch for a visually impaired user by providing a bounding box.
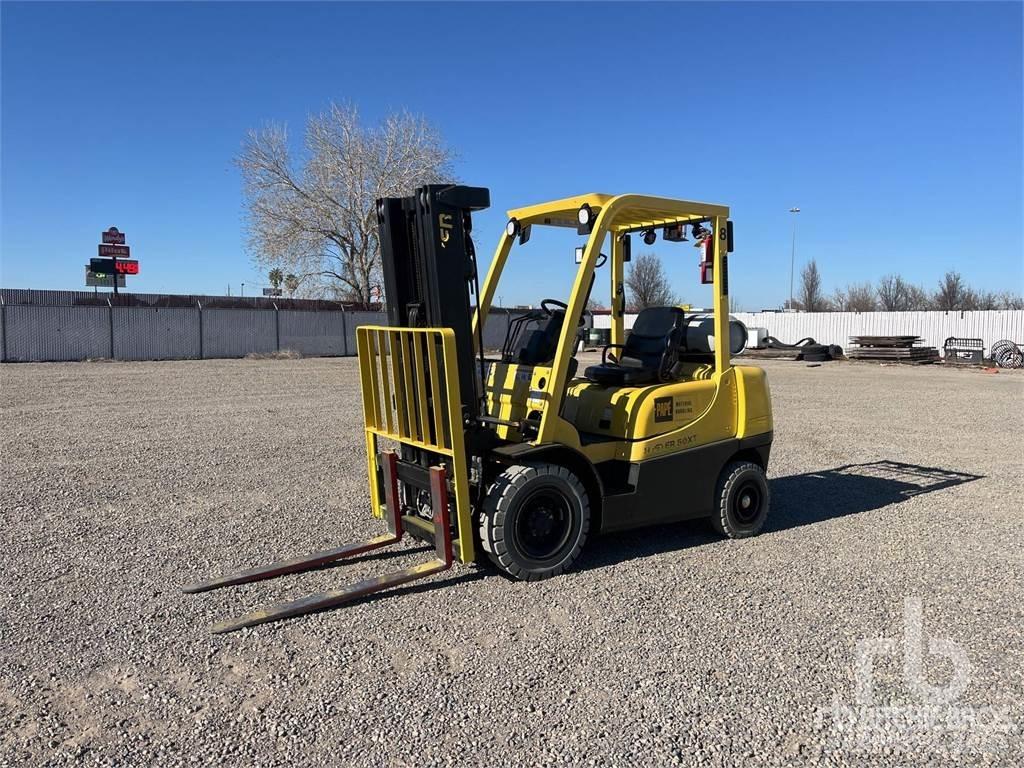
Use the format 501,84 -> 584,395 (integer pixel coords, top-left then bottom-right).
237,103 -> 456,301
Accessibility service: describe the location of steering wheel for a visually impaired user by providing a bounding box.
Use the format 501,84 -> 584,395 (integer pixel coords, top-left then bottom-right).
540,299 -> 568,316
540,298 -> 586,328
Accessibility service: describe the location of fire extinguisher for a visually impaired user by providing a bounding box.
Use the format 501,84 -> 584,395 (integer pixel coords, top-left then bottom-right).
696,225 -> 713,284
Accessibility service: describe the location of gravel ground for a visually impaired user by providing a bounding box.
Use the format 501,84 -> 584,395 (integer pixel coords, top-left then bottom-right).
1,356 -> 1022,767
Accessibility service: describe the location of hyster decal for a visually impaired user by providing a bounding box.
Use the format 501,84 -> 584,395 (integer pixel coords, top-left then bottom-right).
439,213 -> 453,247
643,433 -> 698,456
654,396 -> 674,423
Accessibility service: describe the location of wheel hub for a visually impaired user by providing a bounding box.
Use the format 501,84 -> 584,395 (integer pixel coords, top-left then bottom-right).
527,506 -> 557,537
734,483 -> 762,524
515,490 -> 572,560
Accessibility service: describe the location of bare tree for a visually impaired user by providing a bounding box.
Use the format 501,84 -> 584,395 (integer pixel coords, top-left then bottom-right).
237,103 -> 456,301
833,282 -> 877,312
905,283 -> 931,310
996,291 -> 1024,310
798,260 -> 829,311
973,290 -> 1001,310
877,274 -> 913,311
932,271 -> 975,311
626,252 -> 677,310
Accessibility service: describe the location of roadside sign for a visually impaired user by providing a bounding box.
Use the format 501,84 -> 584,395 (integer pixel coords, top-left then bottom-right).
88,226 -> 136,293
85,266 -> 125,288
99,244 -> 130,257
263,287 -> 283,297
101,227 -> 126,244
91,258 -> 139,275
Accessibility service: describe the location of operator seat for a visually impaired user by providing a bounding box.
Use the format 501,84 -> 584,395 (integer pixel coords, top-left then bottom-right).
584,306 -> 685,386
516,310 -> 566,366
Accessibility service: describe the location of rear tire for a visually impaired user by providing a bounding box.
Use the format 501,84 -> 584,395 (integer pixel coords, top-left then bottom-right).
710,460 -> 769,538
479,462 -> 590,581
799,343 -> 829,361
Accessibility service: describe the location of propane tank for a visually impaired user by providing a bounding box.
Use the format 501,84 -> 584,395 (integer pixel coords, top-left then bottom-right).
682,313 -> 747,355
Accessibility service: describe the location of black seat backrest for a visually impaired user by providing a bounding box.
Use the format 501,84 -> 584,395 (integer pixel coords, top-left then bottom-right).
620,306 -> 685,370
517,310 -> 566,365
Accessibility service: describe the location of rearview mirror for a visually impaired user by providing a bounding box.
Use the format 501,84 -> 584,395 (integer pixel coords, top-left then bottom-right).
575,248 -> 608,266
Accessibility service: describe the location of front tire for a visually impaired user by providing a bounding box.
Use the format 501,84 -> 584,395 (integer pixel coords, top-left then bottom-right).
480,462 -> 590,581
710,460 -> 769,538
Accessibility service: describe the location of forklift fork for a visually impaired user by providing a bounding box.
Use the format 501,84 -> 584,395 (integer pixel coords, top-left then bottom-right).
182,451 -> 453,633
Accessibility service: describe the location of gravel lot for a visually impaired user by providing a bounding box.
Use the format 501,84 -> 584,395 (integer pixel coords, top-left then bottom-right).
2,355 -> 1022,767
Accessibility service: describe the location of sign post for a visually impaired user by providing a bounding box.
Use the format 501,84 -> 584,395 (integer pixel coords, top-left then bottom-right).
89,228 -> 138,294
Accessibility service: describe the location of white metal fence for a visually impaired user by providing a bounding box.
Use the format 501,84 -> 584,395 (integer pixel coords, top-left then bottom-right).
6,291 -> 1021,363
593,310 -> 1024,357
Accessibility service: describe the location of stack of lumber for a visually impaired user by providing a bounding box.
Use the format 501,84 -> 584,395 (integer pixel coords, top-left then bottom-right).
846,335 -> 940,364
740,347 -> 802,360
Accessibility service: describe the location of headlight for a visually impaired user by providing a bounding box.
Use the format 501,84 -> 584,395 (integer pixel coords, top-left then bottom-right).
643,229 -> 657,245
577,204 -> 593,226
506,218 -> 520,238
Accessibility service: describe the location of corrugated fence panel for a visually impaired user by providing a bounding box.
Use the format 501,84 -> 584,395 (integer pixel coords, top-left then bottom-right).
593,310 -> 1024,357
339,310 -> 513,354
112,307 -> 201,361
4,303 -> 1020,363
278,311 -> 347,357
1,305 -> 6,362
201,308 -> 277,358
344,311 -> 387,355
4,305 -> 111,361
482,310 -> 512,351
732,311 -> 1024,356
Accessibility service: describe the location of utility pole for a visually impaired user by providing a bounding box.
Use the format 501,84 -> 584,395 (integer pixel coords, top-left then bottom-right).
788,207 -> 800,310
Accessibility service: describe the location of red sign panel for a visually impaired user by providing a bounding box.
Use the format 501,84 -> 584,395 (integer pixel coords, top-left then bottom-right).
114,259 -> 139,275
102,228 -> 126,244
99,244 -> 130,257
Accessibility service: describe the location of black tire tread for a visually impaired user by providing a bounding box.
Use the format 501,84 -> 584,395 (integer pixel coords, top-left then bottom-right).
479,462 -> 590,581
711,460 -> 769,539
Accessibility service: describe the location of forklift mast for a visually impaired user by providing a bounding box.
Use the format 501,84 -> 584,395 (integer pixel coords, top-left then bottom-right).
377,184 -> 490,423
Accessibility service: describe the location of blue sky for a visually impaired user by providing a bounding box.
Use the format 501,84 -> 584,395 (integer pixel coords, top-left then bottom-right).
2,1 -> 1021,308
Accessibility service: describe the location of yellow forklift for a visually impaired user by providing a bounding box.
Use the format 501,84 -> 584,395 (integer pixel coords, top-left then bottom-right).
185,187 -> 773,632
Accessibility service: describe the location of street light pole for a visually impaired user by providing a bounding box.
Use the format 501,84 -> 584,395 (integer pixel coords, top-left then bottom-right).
788,207 -> 800,310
